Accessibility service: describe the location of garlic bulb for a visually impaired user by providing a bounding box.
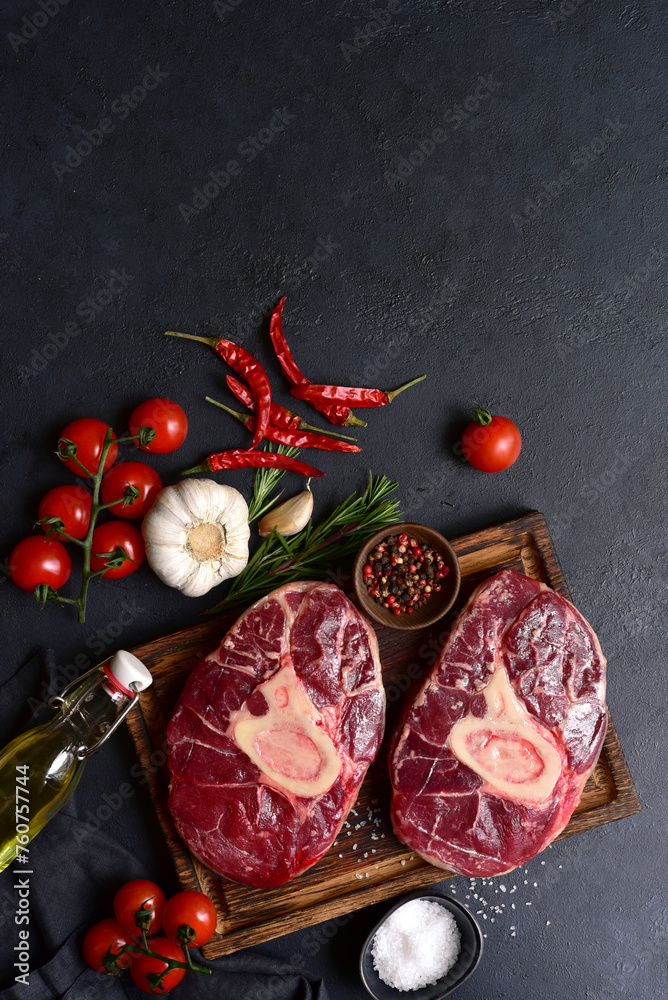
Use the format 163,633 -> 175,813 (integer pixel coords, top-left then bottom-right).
142,479 -> 250,597
258,485 -> 313,537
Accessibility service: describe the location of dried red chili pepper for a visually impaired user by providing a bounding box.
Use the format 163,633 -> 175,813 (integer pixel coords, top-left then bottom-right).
227,375 -> 299,429
165,331 -> 271,449
269,298 -> 366,428
290,375 -> 426,408
182,449 -> 324,478
226,376 -> 358,441
205,397 -> 361,453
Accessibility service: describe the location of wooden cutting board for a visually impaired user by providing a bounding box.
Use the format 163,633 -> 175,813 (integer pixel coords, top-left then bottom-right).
127,510 -> 640,959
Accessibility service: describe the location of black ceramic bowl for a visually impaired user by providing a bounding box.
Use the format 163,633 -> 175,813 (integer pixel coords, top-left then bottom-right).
360,891 -> 483,1000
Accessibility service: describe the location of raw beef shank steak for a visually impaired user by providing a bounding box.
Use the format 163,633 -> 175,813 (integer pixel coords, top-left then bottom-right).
389,569 -> 607,877
167,581 -> 384,888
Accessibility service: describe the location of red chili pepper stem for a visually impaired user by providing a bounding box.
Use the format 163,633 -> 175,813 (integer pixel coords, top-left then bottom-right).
181,462 -> 217,475
164,330 -> 218,348
206,396 -> 252,427
344,412 -> 367,427
211,394 -> 357,441
470,402 -> 493,426
386,374 -> 427,403
205,398 -> 361,454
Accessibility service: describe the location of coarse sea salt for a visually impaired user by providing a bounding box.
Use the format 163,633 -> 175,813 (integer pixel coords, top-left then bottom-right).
371,900 -> 461,992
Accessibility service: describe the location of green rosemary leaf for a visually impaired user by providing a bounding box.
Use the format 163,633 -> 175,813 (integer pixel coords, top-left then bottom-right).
246,443 -> 300,522
205,472 -> 402,615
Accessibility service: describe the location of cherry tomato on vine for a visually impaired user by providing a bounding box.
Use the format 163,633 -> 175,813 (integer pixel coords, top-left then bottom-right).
38,485 -> 92,539
101,462 -> 162,519
82,918 -> 133,974
129,399 -> 188,454
163,891 -> 217,948
460,405 -> 522,473
113,879 -> 166,938
90,521 -> 145,579
58,418 -> 118,477
9,536 -> 72,592
130,938 -> 186,994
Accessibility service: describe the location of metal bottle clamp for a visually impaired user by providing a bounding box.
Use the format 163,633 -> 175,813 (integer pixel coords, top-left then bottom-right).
47,662 -> 141,760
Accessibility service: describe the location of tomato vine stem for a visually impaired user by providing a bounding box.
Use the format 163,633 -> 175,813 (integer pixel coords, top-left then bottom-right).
36,427 -> 153,623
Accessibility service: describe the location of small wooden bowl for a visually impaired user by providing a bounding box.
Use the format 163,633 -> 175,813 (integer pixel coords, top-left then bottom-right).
353,522 -> 461,631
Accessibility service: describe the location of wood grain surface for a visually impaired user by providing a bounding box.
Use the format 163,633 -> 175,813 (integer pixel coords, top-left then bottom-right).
127,510 -> 641,959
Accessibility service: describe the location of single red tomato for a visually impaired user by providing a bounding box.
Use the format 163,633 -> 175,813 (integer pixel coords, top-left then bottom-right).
82,918 -> 133,974
129,398 -> 188,454
38,485 -> 92,539
163,890 -> 217,948
113,879 -> 166,938
101,462 -> 162,519
130,938 -> 186,994
58,418 -> 118,477
90,521 -> 145,579
461,405 -> 522,473
10,536 -> 72,592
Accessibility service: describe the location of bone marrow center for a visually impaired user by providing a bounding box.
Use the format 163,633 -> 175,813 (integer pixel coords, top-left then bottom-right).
231,664 -> 342,798
253,729 -> 322,781
464,731 -> 546,784
449,667 -> 562,804
188,522 -> 225,561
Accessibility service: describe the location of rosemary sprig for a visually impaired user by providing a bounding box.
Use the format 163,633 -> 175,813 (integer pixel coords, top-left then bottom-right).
206,472 -> 402,614
246,443 -> 301,522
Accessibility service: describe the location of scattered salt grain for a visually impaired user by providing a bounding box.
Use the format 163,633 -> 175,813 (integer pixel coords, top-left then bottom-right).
371,900 -> 461,992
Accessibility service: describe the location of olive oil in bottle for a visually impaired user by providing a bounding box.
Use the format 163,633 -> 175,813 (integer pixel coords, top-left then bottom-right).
0,651 -> 152,873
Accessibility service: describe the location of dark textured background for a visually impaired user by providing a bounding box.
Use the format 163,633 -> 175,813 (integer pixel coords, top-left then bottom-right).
1,0 -> 666,996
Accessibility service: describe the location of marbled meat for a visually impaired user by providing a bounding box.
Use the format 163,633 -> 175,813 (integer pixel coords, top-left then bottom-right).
167,581 -> 385,888
389,569 -> 607,877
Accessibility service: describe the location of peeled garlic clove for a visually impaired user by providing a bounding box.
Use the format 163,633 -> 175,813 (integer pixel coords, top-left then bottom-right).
258,486 -> 313,537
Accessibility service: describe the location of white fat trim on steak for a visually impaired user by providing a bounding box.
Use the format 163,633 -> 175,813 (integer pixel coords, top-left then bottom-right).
449,666 -> 562,804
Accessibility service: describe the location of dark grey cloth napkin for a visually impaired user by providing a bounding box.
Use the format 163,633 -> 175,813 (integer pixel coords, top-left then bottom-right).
0,651 -> 329,1000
